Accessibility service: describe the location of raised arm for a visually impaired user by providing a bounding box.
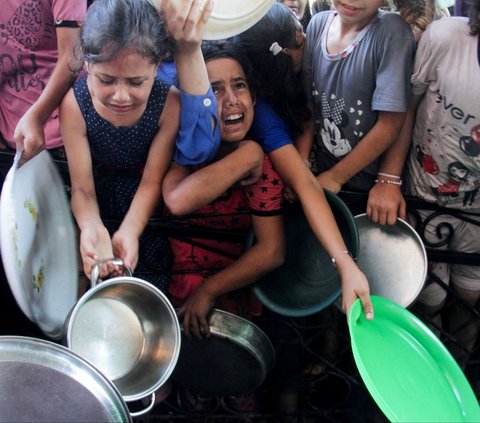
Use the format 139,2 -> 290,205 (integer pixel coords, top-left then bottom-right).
366,94 -> 423,225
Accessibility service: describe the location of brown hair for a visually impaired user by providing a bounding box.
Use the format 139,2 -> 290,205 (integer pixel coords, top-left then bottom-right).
392,0 -> 435,31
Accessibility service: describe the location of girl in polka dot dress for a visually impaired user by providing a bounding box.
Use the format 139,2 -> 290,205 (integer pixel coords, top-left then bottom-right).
60,0 -> 219,291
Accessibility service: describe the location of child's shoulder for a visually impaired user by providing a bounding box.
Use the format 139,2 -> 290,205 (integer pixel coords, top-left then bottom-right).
422,16 -> 469,42
374,11 -> 413,36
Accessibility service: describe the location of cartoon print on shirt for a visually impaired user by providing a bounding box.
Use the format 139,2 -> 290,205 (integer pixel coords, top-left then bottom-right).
458,124 -> 480,207
431,161 -> 467,206
416,142 -> 439,175
319,93 -> 352,157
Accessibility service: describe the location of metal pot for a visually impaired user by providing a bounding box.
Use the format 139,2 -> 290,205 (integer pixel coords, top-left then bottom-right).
65,259 -> 181,415
172,309 -> 275,396
0,336 -> 131,423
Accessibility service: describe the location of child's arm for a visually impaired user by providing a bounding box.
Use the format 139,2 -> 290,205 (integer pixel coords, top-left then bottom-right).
269,144 -> 373,318
316,110 -> 406,193
112,89 -> 179,270
162,0 -> 221,165
14,25 -> 83,162
294,112 -> 315,167
366,94 -> 423,225
162,140 -> 264,215
179,213 -> 285,339
60,89 -> 113,278
163,0 -> 213,96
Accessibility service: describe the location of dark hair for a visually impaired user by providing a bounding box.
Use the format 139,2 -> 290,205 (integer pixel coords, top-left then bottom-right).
467,0 -> 480,35
77,0 -> 170,67
201,39 -> 258,97
236,3 -> 311,138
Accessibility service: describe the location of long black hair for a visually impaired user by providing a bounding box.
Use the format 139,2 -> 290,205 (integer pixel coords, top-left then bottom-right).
236,3 -> 311,139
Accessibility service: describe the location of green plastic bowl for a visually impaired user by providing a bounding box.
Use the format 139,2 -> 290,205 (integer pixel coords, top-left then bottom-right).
349,296 -> 480,422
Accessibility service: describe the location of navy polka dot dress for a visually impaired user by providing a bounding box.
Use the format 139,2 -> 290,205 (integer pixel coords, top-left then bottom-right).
73,75 -> 172,292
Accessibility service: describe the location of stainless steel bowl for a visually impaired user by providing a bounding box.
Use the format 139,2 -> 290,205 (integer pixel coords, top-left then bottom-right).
0,336 -> 131,423
66,276 -> 181,403
354,214 -> 427,307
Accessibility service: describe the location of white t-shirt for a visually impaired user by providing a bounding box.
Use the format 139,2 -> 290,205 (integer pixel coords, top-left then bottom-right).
405,17 -> 480,209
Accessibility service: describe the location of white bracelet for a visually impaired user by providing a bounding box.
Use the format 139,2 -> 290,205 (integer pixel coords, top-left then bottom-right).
304,159 -> 312,169
374,178 -> 403,186
377,172 -> 401,179
331,250 -> 353,267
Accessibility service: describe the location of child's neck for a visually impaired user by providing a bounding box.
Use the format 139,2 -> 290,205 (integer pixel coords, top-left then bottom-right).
326,12 -> 375,54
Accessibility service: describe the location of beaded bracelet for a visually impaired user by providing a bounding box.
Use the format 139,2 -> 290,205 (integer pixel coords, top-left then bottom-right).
374,178 -> 403,186
331,250 -> 353,267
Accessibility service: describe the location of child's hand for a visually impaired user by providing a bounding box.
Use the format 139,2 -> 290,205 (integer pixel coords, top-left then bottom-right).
316,170 -> 342,194
13,112 -> 46,163
79,224 -> 113,279
162,0 -> 214,54
177,286 -> 216,339
366,182 -> 406,226
112,230 -> 139,272
336,255 -> 374,320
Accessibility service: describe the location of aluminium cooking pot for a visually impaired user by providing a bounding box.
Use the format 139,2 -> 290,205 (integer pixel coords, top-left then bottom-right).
65,259 -> 181,415
172,309 -> 275,396
0,336 -> 131,423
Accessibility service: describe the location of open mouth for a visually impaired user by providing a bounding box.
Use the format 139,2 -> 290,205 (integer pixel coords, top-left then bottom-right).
224,113 -> 244,126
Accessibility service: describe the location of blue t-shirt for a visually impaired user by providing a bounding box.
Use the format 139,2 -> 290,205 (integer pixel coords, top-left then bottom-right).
250,100 -> 293,153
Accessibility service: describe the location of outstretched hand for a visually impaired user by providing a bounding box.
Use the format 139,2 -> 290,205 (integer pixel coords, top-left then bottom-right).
162,0 -> 213,54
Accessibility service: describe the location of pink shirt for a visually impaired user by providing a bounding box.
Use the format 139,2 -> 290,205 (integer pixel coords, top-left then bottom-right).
0,0 -> 86,149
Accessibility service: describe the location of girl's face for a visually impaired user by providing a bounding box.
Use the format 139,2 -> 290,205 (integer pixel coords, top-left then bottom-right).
87,48 -> 157,125
206,57 -> 255,143
331,0 -> 384,28
281,0 -> 306,19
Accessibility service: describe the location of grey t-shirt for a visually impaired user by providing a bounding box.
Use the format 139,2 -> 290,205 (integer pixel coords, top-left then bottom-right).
303,10 -> 415,191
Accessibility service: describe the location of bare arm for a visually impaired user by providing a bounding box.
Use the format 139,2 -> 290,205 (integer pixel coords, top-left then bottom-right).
162,140 -> 264,215
162,0 -> 213,95
316,111 -> 406,193
15,26 -> 81,161
367,95 -> 423,225
60,88 -> 112,277
270,144 -> 373,318
112,88 -> 179,269
180,213 -> 285,338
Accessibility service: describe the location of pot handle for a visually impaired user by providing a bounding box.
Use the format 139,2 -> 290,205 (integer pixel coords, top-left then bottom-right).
128,392 -> 156,418
90,258 -> 133,288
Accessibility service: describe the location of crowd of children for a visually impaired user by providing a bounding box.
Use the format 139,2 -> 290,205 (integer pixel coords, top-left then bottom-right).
0,0 -> 478,418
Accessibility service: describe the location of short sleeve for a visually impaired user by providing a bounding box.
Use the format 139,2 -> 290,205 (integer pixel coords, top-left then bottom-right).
410,21 -> 447,96
372,14 -> 415,112
246,155 -> 284,215
250,101 -> 293,153
52,0 -> 87,24
174,87 -> 221,165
